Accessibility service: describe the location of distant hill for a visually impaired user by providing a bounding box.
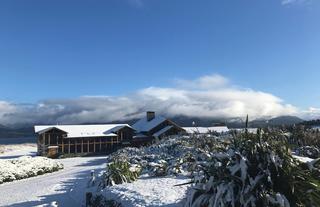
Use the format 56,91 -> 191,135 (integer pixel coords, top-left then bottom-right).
170,116 -> 227,127
268,116 -> 304,125
0,115 -> 305,138
0,125 -> 34,138
167,115 -> 304,128
171,115 -> 304,128
249,116 -> 304,128
300,119 -> 320,127
0,124 -> 7,129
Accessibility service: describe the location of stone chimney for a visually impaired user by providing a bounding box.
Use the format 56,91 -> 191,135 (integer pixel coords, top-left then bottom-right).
146,111 -> 155,121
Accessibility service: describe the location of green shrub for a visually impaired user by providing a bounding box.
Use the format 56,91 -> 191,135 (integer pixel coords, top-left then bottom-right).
290,125 -> 320,148
89,195 -> 122,207
104,156 -> 141,186
185,131 -> 320,207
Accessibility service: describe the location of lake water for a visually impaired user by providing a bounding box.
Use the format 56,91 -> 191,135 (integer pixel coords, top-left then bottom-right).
0,137 -> 36,145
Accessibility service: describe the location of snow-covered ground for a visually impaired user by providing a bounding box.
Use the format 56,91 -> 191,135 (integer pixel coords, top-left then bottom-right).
0,144 -> 37,159
0,144 -> 107,207
97,175 -> 190,207
1,136 -> 317,207
0,140 -> 190,207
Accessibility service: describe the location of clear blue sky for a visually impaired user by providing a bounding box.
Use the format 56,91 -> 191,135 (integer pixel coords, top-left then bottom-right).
0,0 -> 319,109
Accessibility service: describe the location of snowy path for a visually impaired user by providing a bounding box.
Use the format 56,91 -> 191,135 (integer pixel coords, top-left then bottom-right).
0,145 -> 107,207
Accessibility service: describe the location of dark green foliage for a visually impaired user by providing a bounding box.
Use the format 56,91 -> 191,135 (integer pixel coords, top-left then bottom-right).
296,146 -> 320,159
290,125 -> 320,148
89,195 -> 122,207
245,114 -> 249,130
186,131 -> 320,207
104,156 -> 141,186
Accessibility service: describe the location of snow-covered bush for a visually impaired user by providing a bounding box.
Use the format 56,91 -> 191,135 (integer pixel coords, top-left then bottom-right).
91,131 -> 320,206
115,136 -> 219,175
0,156 -> 63,184
148,160 -> 168,176
296,146 -> 320,159
103,155 -> 141,186
185,132 -> 320,207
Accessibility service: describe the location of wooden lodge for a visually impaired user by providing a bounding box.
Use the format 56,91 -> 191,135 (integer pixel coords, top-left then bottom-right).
34,112 -> 185,157
34,124 -> 134,157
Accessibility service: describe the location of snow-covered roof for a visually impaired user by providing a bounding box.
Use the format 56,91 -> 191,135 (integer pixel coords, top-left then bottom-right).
153,126 -> 173,137
132,116 -> 167,132
231,128 -> 258,134
183,126 -> 229,134
34,124 -> 132,138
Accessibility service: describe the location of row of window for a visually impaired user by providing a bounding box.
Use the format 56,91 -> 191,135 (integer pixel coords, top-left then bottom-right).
56,142 -> 120,154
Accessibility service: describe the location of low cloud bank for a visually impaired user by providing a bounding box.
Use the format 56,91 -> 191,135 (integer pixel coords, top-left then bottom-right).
0,74 -> 302,126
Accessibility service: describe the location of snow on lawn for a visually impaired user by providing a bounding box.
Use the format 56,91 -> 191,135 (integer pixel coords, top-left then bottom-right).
0,142 -> 110,206
0,155 -> 108,206
0,144 -> 37,159
0,156 -> 63,184
0,142 -> 101,206
98,175 -> 190,207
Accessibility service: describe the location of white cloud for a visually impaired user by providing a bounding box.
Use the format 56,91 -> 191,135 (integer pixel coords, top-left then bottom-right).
0,74 -> 302,126
0,101 -> 17,119
128,0 -> 144,8
301,107 -> 320,120
174,74 -> 229,90
137,85 -> 297,119
281,0 -> 311,5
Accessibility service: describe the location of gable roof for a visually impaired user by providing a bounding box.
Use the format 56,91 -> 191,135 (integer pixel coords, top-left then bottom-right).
35,127 -> 68,135
34,124 -> 132,138
153,126 -> 173,137
132,115 -> 167,132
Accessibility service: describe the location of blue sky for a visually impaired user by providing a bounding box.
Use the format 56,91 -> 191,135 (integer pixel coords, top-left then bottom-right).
0,0 -> 319,124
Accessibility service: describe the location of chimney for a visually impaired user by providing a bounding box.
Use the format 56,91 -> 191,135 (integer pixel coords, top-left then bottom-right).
146,111 -> 155,121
